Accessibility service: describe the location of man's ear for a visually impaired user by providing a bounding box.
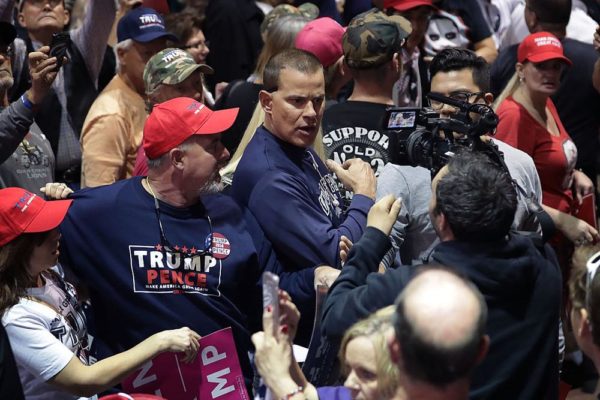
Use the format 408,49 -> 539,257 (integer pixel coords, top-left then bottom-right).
484,92 -> 494,105
387,328 -> 401,364
524,5 -> 537,31
17,12 -> 26,28
169,147 -> 186,170
62,8 -> 70,27
259,90 -> 273,116
392,52 -> 402,76
117,46 -> 129,69
335,56 -> 347,76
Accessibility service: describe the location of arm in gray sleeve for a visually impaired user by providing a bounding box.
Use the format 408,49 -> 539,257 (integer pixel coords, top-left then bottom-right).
71,0 -> 117,87
376,163 -> 411,267
0,100 -> 35,163
377,163 -> 436,266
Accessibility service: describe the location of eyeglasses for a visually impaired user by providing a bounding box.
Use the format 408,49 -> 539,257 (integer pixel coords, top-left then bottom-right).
147,178 -> 213,258
586,251 -> 600,310
181,40 -> 210,51
428,91 -> 485,111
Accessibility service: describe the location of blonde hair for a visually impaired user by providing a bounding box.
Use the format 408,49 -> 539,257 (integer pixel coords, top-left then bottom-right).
339,306 -> 401,399
252,15 -> 310,83
220,102 -> 327,186
492,72 -> 520,111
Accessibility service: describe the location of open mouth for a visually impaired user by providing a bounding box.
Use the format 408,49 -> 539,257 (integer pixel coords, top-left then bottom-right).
298,126 -> 317,136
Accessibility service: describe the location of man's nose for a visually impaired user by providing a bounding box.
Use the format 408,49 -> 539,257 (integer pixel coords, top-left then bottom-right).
303,101 -> 317,119
439,103 -> 457,118
220,145 -> 230,163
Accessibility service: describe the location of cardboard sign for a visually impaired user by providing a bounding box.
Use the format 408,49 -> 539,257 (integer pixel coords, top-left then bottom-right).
122,328 -> 249,400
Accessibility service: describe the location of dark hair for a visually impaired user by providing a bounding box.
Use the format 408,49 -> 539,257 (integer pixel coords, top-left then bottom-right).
163,12 -> 204,46
393,265 -> 487,386
0,232 -> 49,314
433,150 -> 517,242
429,48 -> 490,93
263,48 -> 323,92
527,0 -> 571,25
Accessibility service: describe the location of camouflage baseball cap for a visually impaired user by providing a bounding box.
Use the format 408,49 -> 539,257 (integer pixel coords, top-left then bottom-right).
343,8 -> 412,69
260,3 -> 319,35
144,48 -> 214,94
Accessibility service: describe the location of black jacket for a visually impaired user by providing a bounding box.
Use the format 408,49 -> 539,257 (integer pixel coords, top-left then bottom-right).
322,231 -> 561,399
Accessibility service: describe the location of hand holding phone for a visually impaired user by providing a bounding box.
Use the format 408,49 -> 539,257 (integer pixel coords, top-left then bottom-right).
262,272 -> 280,337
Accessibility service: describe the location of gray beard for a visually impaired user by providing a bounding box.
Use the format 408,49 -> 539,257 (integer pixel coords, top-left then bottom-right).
198,171 -> 224,195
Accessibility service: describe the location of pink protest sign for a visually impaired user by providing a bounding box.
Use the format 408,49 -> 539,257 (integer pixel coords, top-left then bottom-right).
122,328 -> 249,400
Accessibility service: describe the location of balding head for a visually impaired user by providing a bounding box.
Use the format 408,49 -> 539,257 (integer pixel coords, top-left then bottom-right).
393,267 -> 488,387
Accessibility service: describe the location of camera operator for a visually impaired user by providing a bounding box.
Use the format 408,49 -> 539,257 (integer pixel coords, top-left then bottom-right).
322,149 -> 561,399
378,48 -> 545,266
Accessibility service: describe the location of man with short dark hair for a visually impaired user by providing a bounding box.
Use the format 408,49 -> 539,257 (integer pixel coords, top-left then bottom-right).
80,7 -> 176,188
322,149 -> 562,399
231,48 -> 376,344
390,267 -> 489,400
491,0 -> 600,183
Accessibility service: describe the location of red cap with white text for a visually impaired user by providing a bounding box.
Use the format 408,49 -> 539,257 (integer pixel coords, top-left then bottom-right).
0,188 -> 72,247
517,32 -> 572,65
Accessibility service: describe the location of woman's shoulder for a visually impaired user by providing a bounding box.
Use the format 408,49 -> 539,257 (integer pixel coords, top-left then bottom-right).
2,297 -> 54,327
497,96 -> 521,114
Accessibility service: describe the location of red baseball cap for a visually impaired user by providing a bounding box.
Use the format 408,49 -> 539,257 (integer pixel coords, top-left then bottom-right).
517,32 -> 572,65
384,0 -> 435,11
295,17 -> 345,68
143,97 -> 239,160
0,188 -> 72,247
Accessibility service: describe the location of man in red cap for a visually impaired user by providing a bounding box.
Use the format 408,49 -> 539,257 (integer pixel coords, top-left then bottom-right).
59,97 -> 273,386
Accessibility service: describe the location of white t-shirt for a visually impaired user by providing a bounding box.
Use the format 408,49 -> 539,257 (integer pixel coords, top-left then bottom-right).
2,271 -> 93,400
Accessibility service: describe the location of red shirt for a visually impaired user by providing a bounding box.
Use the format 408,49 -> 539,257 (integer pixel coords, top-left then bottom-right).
495,96 -> 577,213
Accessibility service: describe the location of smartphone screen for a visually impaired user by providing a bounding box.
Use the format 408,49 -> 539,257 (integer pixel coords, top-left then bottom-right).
262,271 -> 280,336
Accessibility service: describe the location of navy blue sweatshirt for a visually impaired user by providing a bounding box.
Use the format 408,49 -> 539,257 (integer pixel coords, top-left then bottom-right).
231,126 -> 373,343
59,177 -> 272,381
322,232 -> 561,400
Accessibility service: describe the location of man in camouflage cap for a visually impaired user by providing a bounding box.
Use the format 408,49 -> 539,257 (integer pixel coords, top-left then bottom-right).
322,8 -> 411,201
342,8 -> 411,69
132,48 -> 214,176
144,48 -> 214,111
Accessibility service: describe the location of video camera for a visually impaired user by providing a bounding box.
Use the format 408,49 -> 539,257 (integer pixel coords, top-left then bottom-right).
384,93 -> 499,176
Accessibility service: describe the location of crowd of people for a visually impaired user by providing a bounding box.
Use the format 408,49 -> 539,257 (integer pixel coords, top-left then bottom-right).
2,0 -> 600,399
